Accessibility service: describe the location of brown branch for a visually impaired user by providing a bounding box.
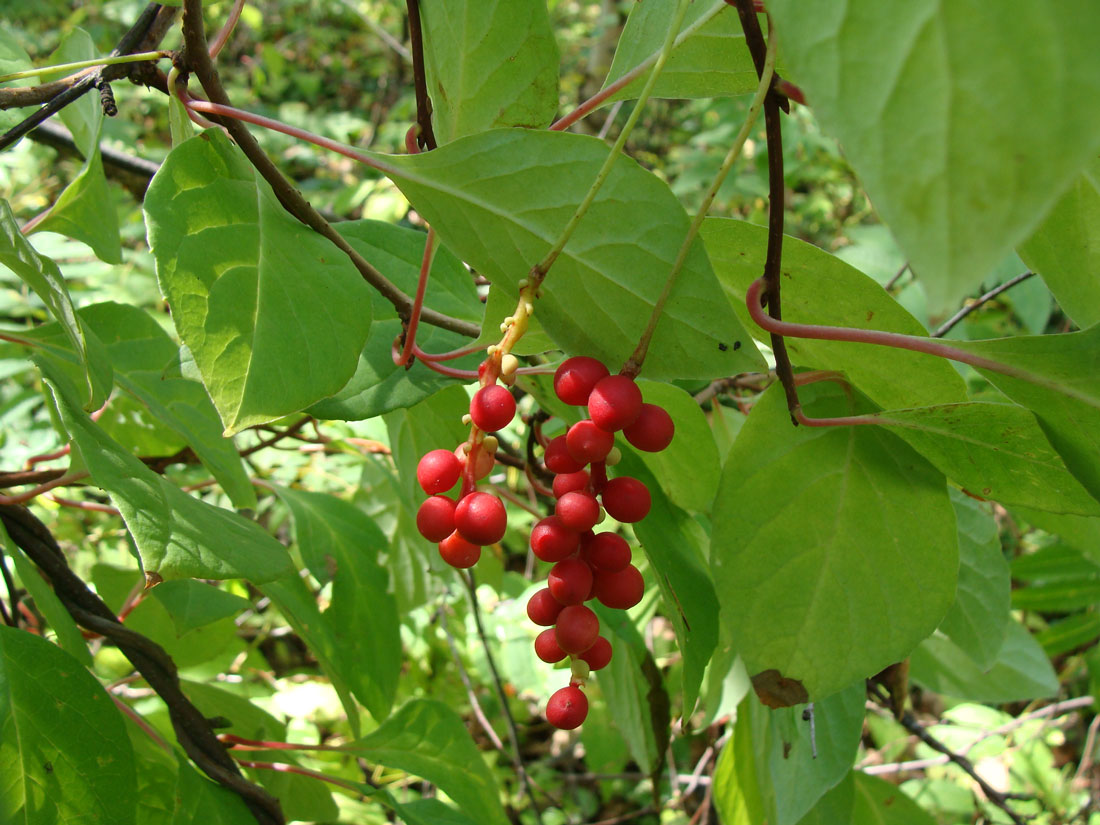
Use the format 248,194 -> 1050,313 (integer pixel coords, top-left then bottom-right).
178,0 -> 477,338
405,0 -> 437,151
0,503 -> 285,825
931,271 -> 1037,338
732,2 -> 799,423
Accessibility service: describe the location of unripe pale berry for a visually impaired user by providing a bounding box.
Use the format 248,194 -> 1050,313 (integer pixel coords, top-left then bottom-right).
544,436 -> 585,475
534,629 -> 567,663
555,604 -> 599,654
601,476 -> 651,523
454,491 -> 507,545
454,444 -> 495,481
566,419 -> 615,464
554,357 -> 609,406
594,564 -> 644,609
623,403 -> 675,452
587,375 -> 643,432
416,495 -> 456,542
470,385 -> 516,432
438,531 -> 481,568
579,636 -> 613,671
548,557 -> 594,606
546,684 -> 588,730
552,470 -> 590,499
530,516 -> 580,562
527,588 -> 565,626
417,449 -> 462,495
555,491 -> 601,532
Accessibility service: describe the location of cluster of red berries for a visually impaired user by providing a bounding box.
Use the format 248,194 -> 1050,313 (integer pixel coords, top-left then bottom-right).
414,382 -> 517,566
531,357 -> 674,730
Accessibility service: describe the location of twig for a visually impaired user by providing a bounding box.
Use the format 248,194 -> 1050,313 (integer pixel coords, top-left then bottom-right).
436,604 -> 506,752
177,0 -> 477,339
461,571 -> 542,817
0,552 -> 17,627
869,684 -> 1029,825
932,271 -> 1037,338
0,503 -> 284,825
405,0 -> 437,151
884,262 -> 910,291
1074,712 -> 1100,788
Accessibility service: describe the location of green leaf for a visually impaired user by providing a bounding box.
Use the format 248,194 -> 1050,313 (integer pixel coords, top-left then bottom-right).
419,0 -> 559,141
144,130 -> 373,434
273,486 -> 402,721
870,401 -> 1100,517
767,0 -> 1100,315
713,700 -> 768,825
711,382 -> 957,700
950,325 -> 1100,504
1011,579 -> 1100,612
352,699 -> 510,825
49,29 -> 100,158
259,570 -> 362,737
630,380 -> 720,513
0,31 -> 34,134
310,220 -> 480,421
1015,508 -> 1100,565
702,218 -> 967,409
0,625 -> 136,825
79,302 -> 257,509
851,772 -> 938,825
371,129 -> 764,379
910,620 -> 1058,703
41,363 -> 293,583
1019,157 -> 1100,328
1036,611 -> 1100,657
617,453 -> 717,716
604,1 -> 759,101
1011,542 -> 1100,581
149,580 -> 252,635
32,148 -> 122,265
172,755 -> 255,825
0,199 -> 108,409
937,489 -> 1010,670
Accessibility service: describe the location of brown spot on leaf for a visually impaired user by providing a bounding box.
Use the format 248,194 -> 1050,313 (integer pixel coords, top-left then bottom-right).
718,342 -> 728,352
866,310 -> 874,321
782,741 -> 792,758
751,669 -> 808,708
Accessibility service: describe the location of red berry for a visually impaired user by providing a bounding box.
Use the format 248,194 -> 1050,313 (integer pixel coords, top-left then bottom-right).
416,449 -> 462,495
530,516 -> 580,562
438,531 -> 481,568
554,357 -> 609,406
527,588 -> 565,626
594,564 -> 644,609
566,419 -> 615,464
534,629 -> 567,663
555,604 -> 599,654
454,492 -> 507,545
580,636 -> 612,671
548,557 -> 594,606
584,532 -> 631,572
587,375 -> 642,432
544,436 -> 585,475
553,470 -> 590,498
416,495 -> 456,542
470,385 -> 516,432
555,491 -> 601,532
601,476 -> 650,523
546,684 -> 589,729
623,403 -> 675,452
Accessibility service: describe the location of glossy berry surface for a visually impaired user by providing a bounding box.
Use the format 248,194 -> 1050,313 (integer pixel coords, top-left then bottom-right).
583,532 -> 631,571
438,531 -> 481,568
544,435 -> 585,475
565,419 -> 615,464
534,629 -> 567,663
416,449 -> 462,495
454,492 -> 507,545
594,564 -> 644,609
579,636 -> 613,671
416,495 -> 456,542
527,588 -> 565,626
601,476 -> 651,523
555,491 -> 601,532
530,516 -> 580,562
555,604 -> 599,654
546,685 -> 588,730
552,470 -> 590,499
469,385 -> 516,432
622,403 -> 675,452
553,357 -> 609,406
548,557 -> 594,606
587,375 -> 643,432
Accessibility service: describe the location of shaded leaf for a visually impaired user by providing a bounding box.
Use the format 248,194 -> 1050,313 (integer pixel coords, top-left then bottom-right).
149,580 -> 252,635
144,130 -> 373,434
32,149 -> 122,265
711,382 -> 957,699
767,0 -> 1100,314
172,755 -> 255,825
0,625 -> 136,825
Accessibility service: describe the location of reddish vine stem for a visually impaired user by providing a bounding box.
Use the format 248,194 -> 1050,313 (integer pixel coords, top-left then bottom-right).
395,228 -> 437,367
405,0 -> 437,151
732,2 -> 801,422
